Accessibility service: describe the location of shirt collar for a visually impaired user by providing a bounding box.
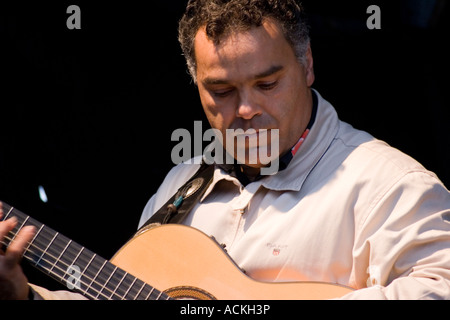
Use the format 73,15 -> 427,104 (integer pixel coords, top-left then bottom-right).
261,89 -> 340,191
278,89 -> 318,171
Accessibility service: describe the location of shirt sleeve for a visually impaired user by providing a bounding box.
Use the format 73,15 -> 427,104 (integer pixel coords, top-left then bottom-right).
344,170 -> 450,299
29,283 -> 87,300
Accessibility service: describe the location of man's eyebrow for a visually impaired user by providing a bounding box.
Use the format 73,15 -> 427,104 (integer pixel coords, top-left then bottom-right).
202,65 -> 284,85
253,65 -> 284,79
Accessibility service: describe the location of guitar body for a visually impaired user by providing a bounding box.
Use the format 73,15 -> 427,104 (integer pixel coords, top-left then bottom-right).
111,224 -> 353,300
1,201 -> 353,300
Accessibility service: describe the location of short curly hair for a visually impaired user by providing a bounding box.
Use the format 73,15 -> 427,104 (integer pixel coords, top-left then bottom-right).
178,0 -> 310,83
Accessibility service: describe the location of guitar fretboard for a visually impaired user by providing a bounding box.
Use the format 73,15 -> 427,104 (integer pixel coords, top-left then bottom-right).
1,202 -> 170,300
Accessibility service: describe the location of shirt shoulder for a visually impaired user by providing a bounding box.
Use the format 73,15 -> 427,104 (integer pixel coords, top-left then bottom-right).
332,121 -> 449,225
138,157 -> 202,228
336,121 -> 430,175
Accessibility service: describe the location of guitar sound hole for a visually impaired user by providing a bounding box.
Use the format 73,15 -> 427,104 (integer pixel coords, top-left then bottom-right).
164,286 -> 217,300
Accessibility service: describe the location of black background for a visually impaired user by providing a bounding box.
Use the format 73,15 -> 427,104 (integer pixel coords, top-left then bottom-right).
1,0 -> 449,292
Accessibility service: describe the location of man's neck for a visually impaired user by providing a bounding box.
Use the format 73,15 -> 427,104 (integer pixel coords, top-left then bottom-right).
239,164 -> 262,182
225,90 -> 319,186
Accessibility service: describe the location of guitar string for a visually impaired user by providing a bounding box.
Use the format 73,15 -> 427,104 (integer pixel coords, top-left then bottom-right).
2,231 -> 138,300
1,233 -> 167,301
1,207 -> 123,286
0,216 -> 117,298
1,232 -> 165,301
1,234 -> 113,300
1,206 -> 169,300
0,208 -> 134,299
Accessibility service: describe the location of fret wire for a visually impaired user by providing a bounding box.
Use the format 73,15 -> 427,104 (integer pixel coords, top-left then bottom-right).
122,274 -> 140,299
3,233 -> 114,300
133,282 -> 146,300
39,238 -> 121,298
77,254 -> 108,299
94,260 -> 108,284
145,287 -> 155,300
122,277 -> 137,300
107,268 -> 128,300
80,253 -> 96,280
109,270 -> 128,300
35,232 -> 59,266
139,282 -> 168,301
0,208 -> 127,300
71,246 -> 85,268
95,265 -> 117,299
57,243 -> 88,265
5,232 -> 162,301
4,207 -> 75,261
70,247 -> 94,292
4,207 -> 101,286
49,239 -> 72,272
96,266 -> 130,296
38,233 -> 108,280
18,217 -> 70,268
33,229 -> 85,276
25,224 -> 44,253
137,284 -> 155,300
20,243 -> 111,300
129,279 -> 152,300
147,285 -> 167,300
10,215 -> 29,243
92,272 -> 126,290
85,258 -> 107,295
31,225 -> 71,256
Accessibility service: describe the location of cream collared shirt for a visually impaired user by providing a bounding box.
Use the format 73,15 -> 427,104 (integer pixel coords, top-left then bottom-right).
139,90 -> 450,299
30,90 -> 450,300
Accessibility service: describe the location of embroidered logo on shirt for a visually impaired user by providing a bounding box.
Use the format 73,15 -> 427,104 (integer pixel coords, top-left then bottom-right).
266,243 -> 288,256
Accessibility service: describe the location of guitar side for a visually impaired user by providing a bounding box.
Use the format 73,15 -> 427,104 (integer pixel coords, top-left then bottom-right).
110,224 -> 353,300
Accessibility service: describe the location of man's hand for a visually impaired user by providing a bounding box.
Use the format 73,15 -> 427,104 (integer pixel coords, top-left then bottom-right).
0,202 -> 35,300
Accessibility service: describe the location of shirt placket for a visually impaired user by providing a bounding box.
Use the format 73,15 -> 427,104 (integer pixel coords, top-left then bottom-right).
227,182 -> 261,249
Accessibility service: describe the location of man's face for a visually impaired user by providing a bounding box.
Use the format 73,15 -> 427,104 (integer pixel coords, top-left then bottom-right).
194,19 -> 314,169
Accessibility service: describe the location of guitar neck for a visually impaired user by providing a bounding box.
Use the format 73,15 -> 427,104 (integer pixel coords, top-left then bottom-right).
1,202 -> 169,300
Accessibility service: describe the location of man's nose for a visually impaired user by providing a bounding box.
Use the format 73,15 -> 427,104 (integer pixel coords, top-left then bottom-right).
236,90 -> 262,120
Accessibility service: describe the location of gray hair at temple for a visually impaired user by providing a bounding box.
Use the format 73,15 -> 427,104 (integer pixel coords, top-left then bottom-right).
178,0 -> 311,83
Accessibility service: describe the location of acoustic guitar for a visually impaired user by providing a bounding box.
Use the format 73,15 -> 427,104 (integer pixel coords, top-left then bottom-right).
1,201 -> 353,300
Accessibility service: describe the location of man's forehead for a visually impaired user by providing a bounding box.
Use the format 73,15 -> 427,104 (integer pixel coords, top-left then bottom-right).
194,25 -> 258,54
194,21 -> 288,82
